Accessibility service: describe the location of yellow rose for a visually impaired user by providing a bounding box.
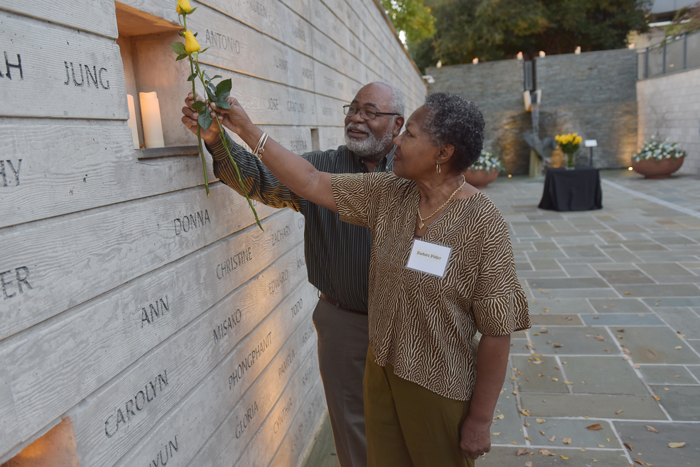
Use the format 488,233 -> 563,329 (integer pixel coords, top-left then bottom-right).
177,0 -> 192,14
184,30 -> 200,53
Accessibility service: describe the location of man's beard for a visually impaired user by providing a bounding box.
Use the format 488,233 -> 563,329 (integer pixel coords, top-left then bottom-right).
344,122 -> 394,158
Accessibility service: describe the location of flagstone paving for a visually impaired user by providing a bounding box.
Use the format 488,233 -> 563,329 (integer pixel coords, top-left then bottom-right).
304,171 -> 700,467
482,171 -> 700,467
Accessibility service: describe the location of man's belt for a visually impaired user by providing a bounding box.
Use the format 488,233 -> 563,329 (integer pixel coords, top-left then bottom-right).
320,293 -> 368,315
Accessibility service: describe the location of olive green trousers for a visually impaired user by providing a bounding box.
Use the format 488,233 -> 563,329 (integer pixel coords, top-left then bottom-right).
363,346 -> 476,467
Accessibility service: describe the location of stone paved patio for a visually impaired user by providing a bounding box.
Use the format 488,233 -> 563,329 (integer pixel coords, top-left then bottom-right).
485,171 -> 700,467
304,171 -> 700,467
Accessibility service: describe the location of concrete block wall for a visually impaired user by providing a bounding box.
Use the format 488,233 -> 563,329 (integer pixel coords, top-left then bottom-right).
426,49 -> 639,174
637,67 -> 700,175
0,0 -> 426,466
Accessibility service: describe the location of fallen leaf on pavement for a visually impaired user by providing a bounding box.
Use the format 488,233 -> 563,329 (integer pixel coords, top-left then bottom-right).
668,442 -> 686,448
524,422 -> 531,427
525,462 -> 533,467
563,437 -> 572,444
653,395 -> 661,401
492,432 -> 501,436
587,424 -> 603,431
536,418 -> 546,424
549,435 -> 556,442
540,430 -> 546,436
552,377 -> 559,381
616,409 -> 624,414
539,448 -> 556,456
675,346 -> 682,350
561,455 -> 569,459
520,409 -> 531,416
634,459 -> 644,465
516,449 -> 529,456
646,426 -> 658,433
617,329 -> 625,332
497,414 -> 505,419
624,442 -> 634,451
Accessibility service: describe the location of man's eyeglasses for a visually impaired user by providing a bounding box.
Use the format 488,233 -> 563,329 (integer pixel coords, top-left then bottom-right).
343,105 -> 400,121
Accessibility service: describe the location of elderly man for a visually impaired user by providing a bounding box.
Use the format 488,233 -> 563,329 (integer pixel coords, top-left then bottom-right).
182,82 -> 404,467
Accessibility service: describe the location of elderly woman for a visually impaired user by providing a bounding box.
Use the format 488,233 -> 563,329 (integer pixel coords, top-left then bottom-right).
186,92 -> 530,466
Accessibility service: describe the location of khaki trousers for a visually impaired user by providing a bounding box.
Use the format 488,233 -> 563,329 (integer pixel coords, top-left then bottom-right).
313,297 -> 370,467
363,346 -> 476,467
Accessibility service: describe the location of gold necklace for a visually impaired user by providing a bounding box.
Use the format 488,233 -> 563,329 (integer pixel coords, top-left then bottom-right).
417,175 -> 466,229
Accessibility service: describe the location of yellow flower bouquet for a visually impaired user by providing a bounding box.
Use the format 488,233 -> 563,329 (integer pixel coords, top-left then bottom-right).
172,0 -> 262,229
555,133 -> 582,169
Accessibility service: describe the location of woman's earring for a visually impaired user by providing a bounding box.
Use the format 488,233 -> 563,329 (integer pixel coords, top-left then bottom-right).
436,162 -> 441,174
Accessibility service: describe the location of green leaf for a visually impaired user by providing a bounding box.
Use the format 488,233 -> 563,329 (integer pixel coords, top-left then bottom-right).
178,30 -> 185,37
219,91 -> 230,100
192,100 -> 207,111
216,78 -> 232,94
198,108 -> 213,129
189,7 -> 197,14
216,99 -> 231,109
176,53 -> 188,61
171,41 -> 186,54
199,47 -> 209,54
211,75 -> 222,80
205,85 -> 217,102
187,73 -> 197,81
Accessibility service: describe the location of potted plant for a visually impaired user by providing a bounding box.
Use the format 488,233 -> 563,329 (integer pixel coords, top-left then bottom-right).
631,136 -> 686,179
464,150 -> 505,188
554,133 -> 582,169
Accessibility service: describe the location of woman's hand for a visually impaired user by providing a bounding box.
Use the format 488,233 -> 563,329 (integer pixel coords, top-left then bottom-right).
181,93 -> 255,144
181,93 -> 220,145
459,416 -> 492,460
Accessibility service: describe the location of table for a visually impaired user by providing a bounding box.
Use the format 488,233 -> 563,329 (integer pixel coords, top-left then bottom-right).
538,166 -> 603,211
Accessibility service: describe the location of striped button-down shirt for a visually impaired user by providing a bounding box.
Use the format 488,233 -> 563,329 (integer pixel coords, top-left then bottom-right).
208,133 -> 395,312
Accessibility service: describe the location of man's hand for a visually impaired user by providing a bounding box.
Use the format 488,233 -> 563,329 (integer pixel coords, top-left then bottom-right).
459,416 -> 492,460
181,93 -> 221,145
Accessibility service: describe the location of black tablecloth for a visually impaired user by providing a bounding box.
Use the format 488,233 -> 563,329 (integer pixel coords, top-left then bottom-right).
538,167 -> 603,211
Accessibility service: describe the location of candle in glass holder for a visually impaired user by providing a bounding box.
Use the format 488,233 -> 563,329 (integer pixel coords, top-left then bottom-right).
139,91 -> 165,148
126,94 -> 140,149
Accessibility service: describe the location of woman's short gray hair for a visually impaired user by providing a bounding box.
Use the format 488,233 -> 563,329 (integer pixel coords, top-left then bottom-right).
423,93 -> 485,172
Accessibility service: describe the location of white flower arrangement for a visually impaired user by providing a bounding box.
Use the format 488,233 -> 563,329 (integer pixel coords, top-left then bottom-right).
632,136 -> 686,162
469,150 -> 505,172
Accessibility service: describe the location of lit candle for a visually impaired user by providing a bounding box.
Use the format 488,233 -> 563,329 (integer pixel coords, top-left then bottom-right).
127,94 -> 140,149
472,57 -> 479,64
139,91 -> 165,148
575,46 -> 581,55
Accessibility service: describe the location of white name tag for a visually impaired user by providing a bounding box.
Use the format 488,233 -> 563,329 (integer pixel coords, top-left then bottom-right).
406,239 -> 452,278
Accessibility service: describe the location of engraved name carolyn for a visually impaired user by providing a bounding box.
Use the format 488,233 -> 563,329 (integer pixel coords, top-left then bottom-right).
228,332 -> 272,390
104,370 -> 169,438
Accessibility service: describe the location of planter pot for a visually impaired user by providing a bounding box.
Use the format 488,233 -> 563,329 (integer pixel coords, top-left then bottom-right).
464,169 -> 499,188
631,156 -> 684,179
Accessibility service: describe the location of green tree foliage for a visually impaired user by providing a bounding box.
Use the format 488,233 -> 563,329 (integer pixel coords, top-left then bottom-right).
411,0 -> 651,72
380,0 -> 437,44
665,2 -> 700,37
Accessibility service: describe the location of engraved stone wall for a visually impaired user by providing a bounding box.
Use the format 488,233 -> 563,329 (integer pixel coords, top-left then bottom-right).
0,0 -> 426,465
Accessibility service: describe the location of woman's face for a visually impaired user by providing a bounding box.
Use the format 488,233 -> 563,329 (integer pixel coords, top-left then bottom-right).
392,106 -> 441,180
